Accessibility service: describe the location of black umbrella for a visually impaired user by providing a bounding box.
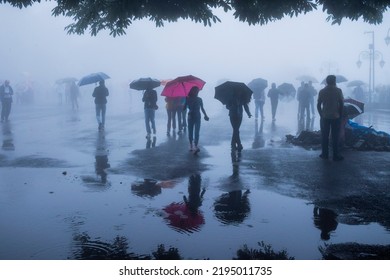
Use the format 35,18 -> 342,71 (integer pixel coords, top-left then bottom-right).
296,75 -> 318,83
321,75 -> 348,84
56,77 -> 77,84
214,81 -> 253,105
78,72 -> 110,86
347,80 -> 365,87
247,78 -> 268,92
130,77 -> 161,91
343,98 -> 364,119
277,83 -> 296,100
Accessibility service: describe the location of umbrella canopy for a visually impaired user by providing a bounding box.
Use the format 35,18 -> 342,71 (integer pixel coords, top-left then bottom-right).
129,77 -> 161,91
347,80 -> 366,87
56,77 -> 77,84
214,190 -> 250,225
344,98 -> 364,119
321,75 -> 348,84
247,78 -> 268,92
277,83 -> 296,100
296,75 -> 318,83
78,72 -> 110,86
214,81 -> 253,105
161,75 -> 205,97
163,202 -> 205,233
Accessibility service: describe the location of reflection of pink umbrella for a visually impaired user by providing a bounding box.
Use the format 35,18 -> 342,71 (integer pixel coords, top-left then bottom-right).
163,202 -> 204,233
161,75 -> 206,97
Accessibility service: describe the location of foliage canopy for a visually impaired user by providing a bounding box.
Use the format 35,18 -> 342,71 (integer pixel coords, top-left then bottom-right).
1,0 -> 389,36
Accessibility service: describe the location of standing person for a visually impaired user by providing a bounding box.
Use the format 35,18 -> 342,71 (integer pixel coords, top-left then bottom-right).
267,83 -> 280,121
165,97 -> 176,136
317,75 -> 344,161
0,80 -> 14,122
253,88 -> 265,120
178,97 -> 187,133
308,81 -> 317,117
92,80 -> 109,130
142,86 -> 158,138
184,86 -> 209,153
227,92 -> 252,152
69,81 -> 80,110
297,83 -> 311,124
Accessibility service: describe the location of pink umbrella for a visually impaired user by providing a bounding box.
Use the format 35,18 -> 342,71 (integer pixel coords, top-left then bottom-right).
161,75 -> 206,97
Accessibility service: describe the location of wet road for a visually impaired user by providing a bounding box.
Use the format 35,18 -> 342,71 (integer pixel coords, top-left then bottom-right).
0,95 -> 389,260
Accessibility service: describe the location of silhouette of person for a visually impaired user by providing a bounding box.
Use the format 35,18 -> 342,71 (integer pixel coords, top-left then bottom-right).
253,88 -> 265,120
267,83 -> 281,121
313,206 -> 338,240
308,81 -> 317,117
317,75 -> 344,161
92,80 -> 109,130
142,86 -> 158,138
69,81 -> 80,110
95,131 -> 110,183
0,80 -> 14,122
214,189 -> 250,225
183,174 -> 206,215
184,86 -> 209,153
226,92 -> 252,152
165,97 -> 176,136
297,83 -> 311,125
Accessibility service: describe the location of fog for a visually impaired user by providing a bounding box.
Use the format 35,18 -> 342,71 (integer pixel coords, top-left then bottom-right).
1,2 -> 390,107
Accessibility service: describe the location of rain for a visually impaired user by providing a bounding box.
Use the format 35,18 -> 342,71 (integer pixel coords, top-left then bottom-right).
0,2 -> 390,261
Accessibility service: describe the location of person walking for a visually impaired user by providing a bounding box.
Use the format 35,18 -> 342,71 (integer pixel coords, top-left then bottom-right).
0,80 -> 14,122
184,86 -> 209,153
142,86 -> 158,138
92,80 -> 109,130
227,92 -> 252,152
317,75 -> 344,161
253,88 -> 265,120
165,96 -> 176,136
267,83 -> 281,121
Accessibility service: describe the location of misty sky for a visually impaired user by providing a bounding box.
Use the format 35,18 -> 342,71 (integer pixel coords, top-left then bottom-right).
1,2 -> 390,95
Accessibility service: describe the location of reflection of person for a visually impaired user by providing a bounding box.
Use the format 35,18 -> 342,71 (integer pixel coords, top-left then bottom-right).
183,174 -> 206,215
184,86 -> 209,153
313,206 -> 338,240
0,80 -> 14,122
214,189 -> 250,225
226,92 -> 252,152
253,88 -> 265,120
317,75 -> 344,161
69,81 -> 80,110
267,83 -> 280,121
2,121 -> 14,150
95,131 -> 110,183
92,80 -> 109,130
252,118 -> 265,149
142,87 -> 158,138
146,136 -> 157,149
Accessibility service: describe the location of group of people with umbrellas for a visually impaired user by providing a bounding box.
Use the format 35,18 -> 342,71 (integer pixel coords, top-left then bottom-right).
130,75 -> 255,153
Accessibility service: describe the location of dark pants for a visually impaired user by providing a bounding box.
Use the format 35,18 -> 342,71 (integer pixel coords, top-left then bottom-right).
1,99 -> 12,121
188,113 -> 201,146
166,108 -> 176,132
320,118 -> 341,158
230,113 -> 243,150
254,100 -> 264,119
270,99 -> 278,119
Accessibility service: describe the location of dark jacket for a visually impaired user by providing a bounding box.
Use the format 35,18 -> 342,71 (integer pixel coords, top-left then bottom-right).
92,85 -> 109,104
0,84 -> 13,102
142,89 -> 157,109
